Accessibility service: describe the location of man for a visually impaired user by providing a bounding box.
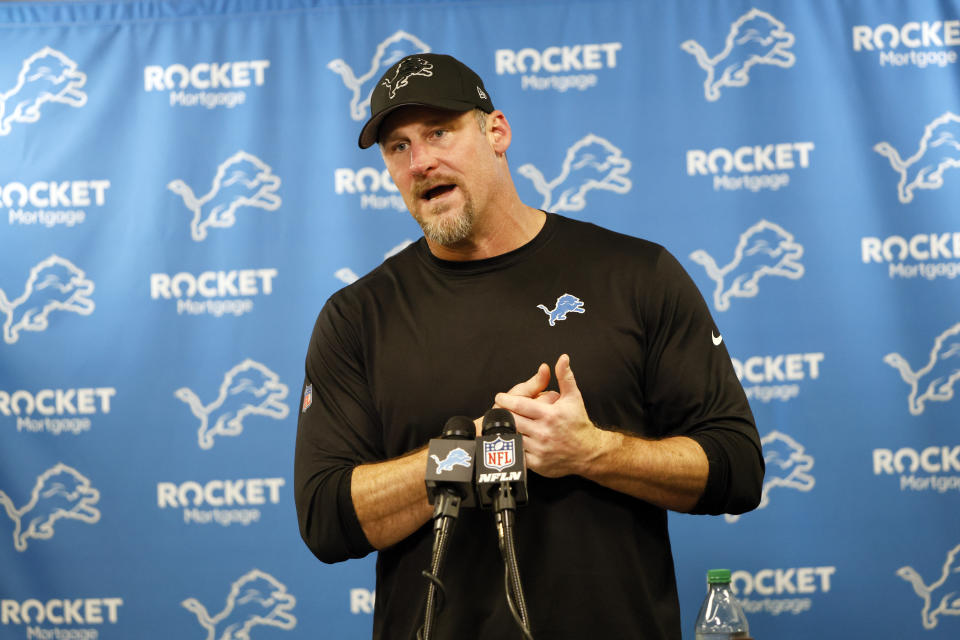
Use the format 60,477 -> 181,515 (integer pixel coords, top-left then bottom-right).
295,53 -> 763,639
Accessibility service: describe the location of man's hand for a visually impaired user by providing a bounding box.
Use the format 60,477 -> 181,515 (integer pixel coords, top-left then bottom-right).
494,354 -> 610,478
474,361 -> 558,435
503,361 -> 558,403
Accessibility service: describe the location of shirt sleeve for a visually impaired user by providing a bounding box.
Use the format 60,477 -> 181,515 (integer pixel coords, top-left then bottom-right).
294,295 -> 381,563
639,247 -> 764,516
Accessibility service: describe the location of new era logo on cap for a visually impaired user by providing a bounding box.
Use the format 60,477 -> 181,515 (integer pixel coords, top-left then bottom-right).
358,53 -> 495,148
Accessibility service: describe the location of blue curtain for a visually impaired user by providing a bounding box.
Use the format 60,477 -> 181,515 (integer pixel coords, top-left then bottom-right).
1,1 -> 958,637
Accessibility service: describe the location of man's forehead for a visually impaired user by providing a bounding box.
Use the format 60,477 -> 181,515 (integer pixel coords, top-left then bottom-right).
379,106 -> 470,141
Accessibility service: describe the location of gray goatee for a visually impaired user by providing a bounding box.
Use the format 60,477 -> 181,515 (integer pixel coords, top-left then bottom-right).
416,201 -> 475,246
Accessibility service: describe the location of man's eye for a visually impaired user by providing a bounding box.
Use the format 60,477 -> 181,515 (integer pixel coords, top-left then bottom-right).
432,129 -> 447,138
392,142 -> 408,153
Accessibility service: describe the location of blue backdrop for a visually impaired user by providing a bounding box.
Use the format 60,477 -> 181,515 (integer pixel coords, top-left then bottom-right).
1,1 -> 959,638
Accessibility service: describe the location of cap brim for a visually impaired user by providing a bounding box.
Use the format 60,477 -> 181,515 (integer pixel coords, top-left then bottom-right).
358,98 -> 489,149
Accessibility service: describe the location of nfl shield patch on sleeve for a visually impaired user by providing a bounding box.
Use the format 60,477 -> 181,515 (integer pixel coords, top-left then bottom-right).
301,384 -> 313,413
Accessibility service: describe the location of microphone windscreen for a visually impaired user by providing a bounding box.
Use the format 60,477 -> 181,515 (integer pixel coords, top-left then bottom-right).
442,415 -> 475,440
482,408 -> 515,435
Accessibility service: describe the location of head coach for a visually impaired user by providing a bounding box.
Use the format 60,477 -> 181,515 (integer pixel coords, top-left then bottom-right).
295,52 -> 764,639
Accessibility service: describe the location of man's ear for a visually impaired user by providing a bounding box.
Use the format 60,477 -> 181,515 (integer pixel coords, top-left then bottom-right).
486,110 -> 512,155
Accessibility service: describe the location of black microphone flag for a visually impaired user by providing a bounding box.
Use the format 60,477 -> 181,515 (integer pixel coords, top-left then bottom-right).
425,415 -> 477,509
476,408 -> 528,508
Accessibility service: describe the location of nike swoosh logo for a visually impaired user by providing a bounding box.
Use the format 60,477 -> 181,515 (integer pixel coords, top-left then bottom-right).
712,332 -> 723,346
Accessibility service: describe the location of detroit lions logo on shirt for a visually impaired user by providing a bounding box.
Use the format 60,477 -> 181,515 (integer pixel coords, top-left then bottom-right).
537,293 -> 585,327
381,57 -> 433,100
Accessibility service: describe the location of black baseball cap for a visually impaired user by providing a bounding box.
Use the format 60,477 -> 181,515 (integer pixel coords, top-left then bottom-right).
358,53 -> 495,149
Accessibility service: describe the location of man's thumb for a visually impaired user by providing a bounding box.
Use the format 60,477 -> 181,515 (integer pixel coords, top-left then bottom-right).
556,353 -> 578,396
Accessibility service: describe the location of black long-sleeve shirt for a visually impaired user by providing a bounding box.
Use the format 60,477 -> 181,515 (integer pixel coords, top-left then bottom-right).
295,213 -> 763,639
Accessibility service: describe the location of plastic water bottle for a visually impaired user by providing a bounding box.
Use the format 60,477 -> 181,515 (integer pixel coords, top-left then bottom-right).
694,569 -> 751,640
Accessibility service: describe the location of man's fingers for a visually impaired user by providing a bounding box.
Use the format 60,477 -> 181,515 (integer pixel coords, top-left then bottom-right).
515,417 -> 545,444
520,435 -> 540,469
536,390 -> 561,403
495,392 -> 550,421
506,362 -> 551,398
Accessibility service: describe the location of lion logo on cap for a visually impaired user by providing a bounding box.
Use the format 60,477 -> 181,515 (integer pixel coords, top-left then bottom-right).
327,31 -> 431,121
381,57 -> 433,100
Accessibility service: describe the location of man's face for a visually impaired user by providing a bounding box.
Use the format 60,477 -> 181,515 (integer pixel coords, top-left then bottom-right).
379,106 -> 496,247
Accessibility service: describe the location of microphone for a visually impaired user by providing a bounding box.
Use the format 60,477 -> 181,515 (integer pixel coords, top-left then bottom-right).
476,408 -> 527,510
419,416 -> 477,640
425,415 -> 477,511
476,408 -> 534,638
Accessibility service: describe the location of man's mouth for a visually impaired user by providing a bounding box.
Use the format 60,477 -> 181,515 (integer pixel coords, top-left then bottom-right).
421,184 -> 456,201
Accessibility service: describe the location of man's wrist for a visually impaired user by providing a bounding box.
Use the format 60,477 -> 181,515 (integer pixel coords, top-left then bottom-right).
580,424 -> 623,479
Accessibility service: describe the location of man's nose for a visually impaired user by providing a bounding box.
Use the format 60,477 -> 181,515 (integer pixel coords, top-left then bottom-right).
408,142 -> 437,175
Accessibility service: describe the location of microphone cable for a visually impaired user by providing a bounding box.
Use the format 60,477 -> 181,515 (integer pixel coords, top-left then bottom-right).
417,416 -> 476,640
480,409 -> 534,639
497,497 -> 533,640
417,496 -> 457,640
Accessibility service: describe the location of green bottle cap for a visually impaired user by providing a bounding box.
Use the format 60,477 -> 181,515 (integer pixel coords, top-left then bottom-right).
707,569 -> 732,584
